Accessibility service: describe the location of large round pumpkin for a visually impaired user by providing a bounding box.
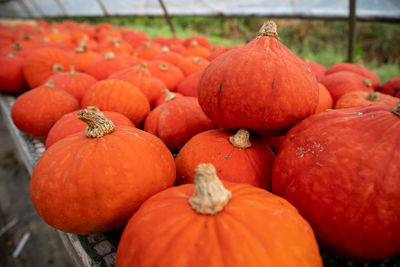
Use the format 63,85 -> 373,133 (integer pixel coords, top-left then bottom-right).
30,107 -> 176,234
272,103 -> 400,260
198,21 -> 319,131
175,129 -> 275,189
116,163 -> 322,267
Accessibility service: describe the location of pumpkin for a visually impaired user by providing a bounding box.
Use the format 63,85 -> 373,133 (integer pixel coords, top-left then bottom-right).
109,65 -> 166,107
45,66 -> 97,103
183,35 -> 211,50
325,62 -> 380,89
175,129 -> 275,189
30,107 -> 176,234
198,21 -> 319,131
122,29 -> 150,48
134,42 -> 162,60
11,80 -> 79,138
23,47 -> 76,88
314,83 -> 333,113
208,47 -> 232,61
183,40 -> 211,59
303,58 -> 326,81
335,91 -> 399,109
0,53 -> 27,93
97,38 -> 133,57
0,42 -> 33,58
153,46 -> 183,65
379,75 -> 400,97
176,56 -> 209,77
85,52 -> 130,80
153,89 -> 184,108
116,163 -> 322,267
45,108 -> 134,148
74,45 -> 102,72
144,96 -> 216,152
321,71 -> 373,103
272,103 -> 400,259
81,79 -> 150,125
176,71 -> 202,97
146,60 -> 184,91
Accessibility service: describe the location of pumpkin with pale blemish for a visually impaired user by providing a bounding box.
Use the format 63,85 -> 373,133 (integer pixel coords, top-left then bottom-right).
175,129 -> 275,189
272,103 -> 400,260
197,21 -> 319,131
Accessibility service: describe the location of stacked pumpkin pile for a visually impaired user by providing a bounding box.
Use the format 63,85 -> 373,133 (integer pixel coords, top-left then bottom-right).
0,19 -> 399,266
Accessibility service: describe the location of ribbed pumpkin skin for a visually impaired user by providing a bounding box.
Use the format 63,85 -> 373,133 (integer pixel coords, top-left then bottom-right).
116,181 -> 322,267
325,63 -> 380,89
175,129 -> 275,189
198,35 -> 319,131
272,105 -> 400,259
45,110 -> 134,148
11,85 -> 79,138
109,66 -> 166,106
85,54 -> 130,80
379,75 -> 400,97
335,91 -> 399,109
74,50 -> 101,72
321,71 -> 373,103
153,48 -> 183,65
81,79 -> 150,125
31,126 -> 176,234
45,71 -> 97,103
176,56 -> 209,77
23,48 -> 76,88
314,83 -> 333,113
176,71 -> 202,97
146,60 -> 184,91
144,97 -> 216,152
0,55 -> 27,93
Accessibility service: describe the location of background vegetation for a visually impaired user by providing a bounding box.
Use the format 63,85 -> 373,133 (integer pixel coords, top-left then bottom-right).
51,16 -> 400,82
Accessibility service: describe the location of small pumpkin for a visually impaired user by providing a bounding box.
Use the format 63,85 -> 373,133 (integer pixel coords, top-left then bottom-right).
153,46 -> 183,65
116,163 -> 322,267
183,40 -> 211,59
303,58 -> 326,82
153,89 -> 184,108
175,129 -> 275,189
85,52 -> 130,80
379,75 -> 400,97
0,53 -> 27,93
45,107 -> 134,148
314,83 -> 333,113
144,96 -> 216,152
335,91 -> 399,109
11,80 -> 79,138
146,60 -> 184,91
176,56 -> 209,77
81,79 -> 150,125
183,35 -> 211,50
134,42 -> 162,60
74,45 -> 102,72
31,107 -> 176,234
176,71 -> 202,97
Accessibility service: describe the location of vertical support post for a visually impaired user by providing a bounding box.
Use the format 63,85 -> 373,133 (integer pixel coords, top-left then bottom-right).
54,0 -> 68,17
347,0 -> 356,63
158,0 -> 176,37
96,0 -> 109,17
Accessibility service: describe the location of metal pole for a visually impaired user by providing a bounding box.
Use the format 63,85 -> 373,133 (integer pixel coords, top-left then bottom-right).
17,0 -> 34,18
96,0 -> 109,16
347,0 -> 356,63
30,0 -> 46,18
53,0 -> 68,17
158,0 -> 176,37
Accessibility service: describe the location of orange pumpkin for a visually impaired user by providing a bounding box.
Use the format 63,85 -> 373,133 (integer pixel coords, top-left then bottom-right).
81,79 -> 150,125
116,163 -> 322,267
146,60 -> 184,91
176,56 -> 209,77
303,58 -> 326,82
134,42 -> 162,60
183,40 -> 211,59
74,45 -> 102,72
315,83 -> 333,113
153,89 -> 184,107
45,108 -> 134,148
23,47 -> 76,88
183,35 -> 211,49
335,91 -> 399,109
11,80 -> 79,138
0,53 -> 27,93
153,46 -> 183,65
85,52 -> 130,80
176,71 -> 202,97
176,129 -> 275,189
379,75 -> 400,97
31,107 -> 176,234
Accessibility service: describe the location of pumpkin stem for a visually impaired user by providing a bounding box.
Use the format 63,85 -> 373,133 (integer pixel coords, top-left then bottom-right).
69,65 -> 77,76
14,42 -> 22,51
104,52 -> 115,60
188,163 -> 232,215
161,46 -> 170,53
75,45 -> 87,53
363,79 -> 372,88
392,102 -> 400,117
77,107 -> 115,138
160,63 -> 168,71
193,57 -> 202,65
44,80 -> 55,88
256,21 -> 280,40
229,128 -> 252,149
190,40 -> 198,46
8,52 -> 17,58
366,91 -> 380,102
112,39 -> 121,48
137,62 -> 147,69
52,64 -> 64,73
162,89 -> 176,102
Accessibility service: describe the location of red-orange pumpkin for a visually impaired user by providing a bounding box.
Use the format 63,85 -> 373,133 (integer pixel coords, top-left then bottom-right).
175,129 -> 275,189
74,45 -> 102,72
198,21 -> 319,131
81,79 -> 150,125
134,42 -> 162,60
335,91 -> 399,109
146,60 -> 184,91
0,53 -> 27,93
303,58 -> 326,82
379,75 -> 400,97
183,35 -> 211,50
153,46 -> 184,65
45,66 -> 97,103
176,71 -> 202,97
109,65 -> 166,107
314,83 -> 333,113
31,107 -> 176,234
153,89 -> 184,108
272,104 -> 400,259
325,62 -> 380,89
85,52 -> 130,80
183,40 -> 211,59
11,80 -> 79,138
45,108 -> 134,148
321,71 -> 373,103
144,96 -> 216,152
23,47 -> 76,88
176,56 -> 209,77
116,163 -> 322,267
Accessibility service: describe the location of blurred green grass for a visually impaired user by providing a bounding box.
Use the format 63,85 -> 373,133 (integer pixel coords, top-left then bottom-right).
53,16 -> 400,82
